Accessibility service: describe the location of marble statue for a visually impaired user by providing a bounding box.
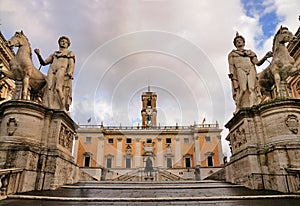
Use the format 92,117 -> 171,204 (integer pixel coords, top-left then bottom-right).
144,157 -> 153,177
228,32 -> 271,113
0,31 -> 46,101
34,36 -> 75,111
258,26 -> 298,98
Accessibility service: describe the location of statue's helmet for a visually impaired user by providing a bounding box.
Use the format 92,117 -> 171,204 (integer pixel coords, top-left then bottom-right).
233,32 -> 245,47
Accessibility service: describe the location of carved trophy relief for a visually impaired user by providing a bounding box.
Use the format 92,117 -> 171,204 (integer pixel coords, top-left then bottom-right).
7,118 -> 17,136
231,126 -> 246,150
285,114 -> 299,134
58,124 -> 74,152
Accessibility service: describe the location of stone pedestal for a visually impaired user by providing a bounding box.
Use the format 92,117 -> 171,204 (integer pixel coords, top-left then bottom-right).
225,98 -> 300,193
0,100 -> 81,192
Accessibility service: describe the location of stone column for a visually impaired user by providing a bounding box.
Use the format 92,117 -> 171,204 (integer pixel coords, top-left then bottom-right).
116,137 -> 123,168
157,137 -> 163,167
72,135 -> 79,163
96,134 -> 104,167
135,137 -> 141,168
217,135 -> 223,165
175,137 -> 181,167
194,134 -> 200,166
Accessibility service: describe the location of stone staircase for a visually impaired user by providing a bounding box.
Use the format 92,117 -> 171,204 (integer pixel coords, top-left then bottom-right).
111,168 -> 142,181
107,168 -> 189,182
1,180 -> 300,205
158,169 -> 187,181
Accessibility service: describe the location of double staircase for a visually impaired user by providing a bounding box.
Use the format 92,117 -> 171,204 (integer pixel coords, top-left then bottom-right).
109,168 -> 190,181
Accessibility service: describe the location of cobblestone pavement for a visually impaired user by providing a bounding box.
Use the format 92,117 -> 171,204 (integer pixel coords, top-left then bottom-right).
1,180 -> 300,206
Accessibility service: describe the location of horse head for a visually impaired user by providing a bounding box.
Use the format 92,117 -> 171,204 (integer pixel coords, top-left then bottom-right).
7,31 -> 29,48
275,26 -> 297,46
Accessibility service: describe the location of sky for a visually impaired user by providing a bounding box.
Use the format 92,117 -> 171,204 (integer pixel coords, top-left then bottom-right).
0,0 -> 299,157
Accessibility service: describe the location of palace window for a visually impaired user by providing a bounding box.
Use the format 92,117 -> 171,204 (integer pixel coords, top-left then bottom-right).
167,157 -> 173,168
183,154 -> 192,168
185,157 -> 191,168
84,156 -> 91,167
85,136 -> 92,143
205,136 -> 211,142
106,155 -> 114,168
146,138 -> 152,144
125,157 -> 131,168
184,138 -> 190,144
166,138 -> 172,144
126,138 -> 132,144
83,152 -> 92,167
206,152 -> 214,167
108,138 -> 114,144
207,156 -> 213,166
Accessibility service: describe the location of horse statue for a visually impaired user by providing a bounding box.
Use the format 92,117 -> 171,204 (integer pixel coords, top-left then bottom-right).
258,26 -> 298,98
0,31 -> 46,101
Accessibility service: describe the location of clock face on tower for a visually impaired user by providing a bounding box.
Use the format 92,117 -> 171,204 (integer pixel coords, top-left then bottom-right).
146,108 -> 152,115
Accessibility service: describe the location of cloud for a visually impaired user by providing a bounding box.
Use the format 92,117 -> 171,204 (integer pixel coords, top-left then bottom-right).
1,0 -> 299,158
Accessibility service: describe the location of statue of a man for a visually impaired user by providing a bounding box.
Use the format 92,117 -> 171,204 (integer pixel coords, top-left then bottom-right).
228,32 -> 271,113
34,36 -> 75,111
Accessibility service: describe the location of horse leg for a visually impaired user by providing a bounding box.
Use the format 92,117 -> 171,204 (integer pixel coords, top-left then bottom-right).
273,72 -> 281,97
23,75 -> 30,100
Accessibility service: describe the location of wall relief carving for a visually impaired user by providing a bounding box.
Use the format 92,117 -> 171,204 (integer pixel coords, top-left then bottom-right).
231,126 -> 246,150
7,117 -> 17,136
285,114 -> 299,134
59,124 -> 74,152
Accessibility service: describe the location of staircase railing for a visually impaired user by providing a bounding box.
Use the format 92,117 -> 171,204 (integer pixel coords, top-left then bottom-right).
111,168 -> 143,181
0,168 -> 23,199
158,168 -> 189,181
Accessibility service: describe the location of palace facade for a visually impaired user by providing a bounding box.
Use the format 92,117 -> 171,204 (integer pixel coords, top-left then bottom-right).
75,87 -> 224,181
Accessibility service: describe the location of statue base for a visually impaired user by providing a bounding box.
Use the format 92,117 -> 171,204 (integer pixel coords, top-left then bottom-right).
225,98 -> 300,193
0,100 -> 82,192
144,176 -> 154,181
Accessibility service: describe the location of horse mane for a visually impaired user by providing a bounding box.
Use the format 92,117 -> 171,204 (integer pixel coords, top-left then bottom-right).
17,31 -> 33,58
272,26 -> 288,52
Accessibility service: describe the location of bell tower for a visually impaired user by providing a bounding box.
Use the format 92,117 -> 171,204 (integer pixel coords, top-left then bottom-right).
141,86 -> 157,126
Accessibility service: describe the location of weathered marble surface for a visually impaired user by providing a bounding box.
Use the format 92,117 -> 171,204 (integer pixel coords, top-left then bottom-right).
225,99 -> 300,193
228,32 -> 271,113
0,101 -> 90,192
35,36 -> 75,111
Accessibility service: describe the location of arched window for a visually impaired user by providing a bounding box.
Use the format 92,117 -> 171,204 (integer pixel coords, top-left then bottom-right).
106,154 -> 114,168
183,154 -> 192,168
124,154 -> 132,168
83,152 -> 92,167
167,157 -> 173,168
205,152 -> 214,167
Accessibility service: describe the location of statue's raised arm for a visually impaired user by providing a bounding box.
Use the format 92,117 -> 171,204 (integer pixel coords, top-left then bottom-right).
228,32 -> 271,113
34,36 -> 75,111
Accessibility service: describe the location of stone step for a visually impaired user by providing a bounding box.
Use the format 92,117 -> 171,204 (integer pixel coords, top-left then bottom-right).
62,184 -> 242,189
1,181 -> 300,206
6,194 -> 300,201
76,180 -> 226,184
